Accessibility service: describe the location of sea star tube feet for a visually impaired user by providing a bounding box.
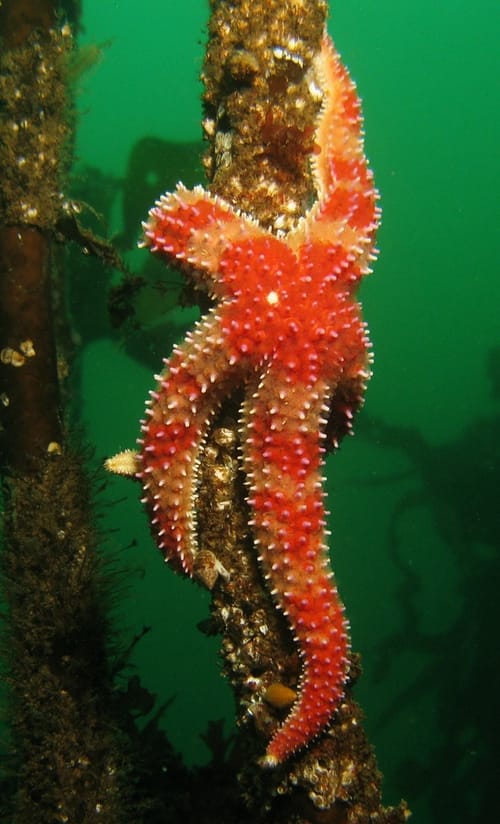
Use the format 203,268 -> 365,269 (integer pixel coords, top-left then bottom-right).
134,31 -> 380,765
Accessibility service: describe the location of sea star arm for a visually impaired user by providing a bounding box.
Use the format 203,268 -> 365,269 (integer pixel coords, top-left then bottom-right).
242,364 -> 349,765
137,308 -> 240,576
312,33 -> 372,201
289,34 -> 380,280
142,184 -> 267,301
325,338 -> 373,448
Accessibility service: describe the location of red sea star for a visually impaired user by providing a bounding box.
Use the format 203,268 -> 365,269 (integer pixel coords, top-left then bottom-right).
134,32 -> 379,766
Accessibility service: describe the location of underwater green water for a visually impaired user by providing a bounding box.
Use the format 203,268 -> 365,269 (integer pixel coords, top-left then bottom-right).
70,1 -> 500,821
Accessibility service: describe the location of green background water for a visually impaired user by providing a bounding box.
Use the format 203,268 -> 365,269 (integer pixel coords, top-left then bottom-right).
72,1 -> 499,821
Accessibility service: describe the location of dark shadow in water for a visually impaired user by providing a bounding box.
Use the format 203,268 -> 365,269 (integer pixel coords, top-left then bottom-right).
358,346 -> 500,822
65,138 -> 205,403
116,136 -> 204,252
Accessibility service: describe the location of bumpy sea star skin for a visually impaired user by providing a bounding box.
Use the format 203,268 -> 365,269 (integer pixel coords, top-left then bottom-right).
136,32 -> 380,766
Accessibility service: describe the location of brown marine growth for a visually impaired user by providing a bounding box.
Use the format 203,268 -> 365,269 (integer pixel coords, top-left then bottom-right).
0,2 -> 130,820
